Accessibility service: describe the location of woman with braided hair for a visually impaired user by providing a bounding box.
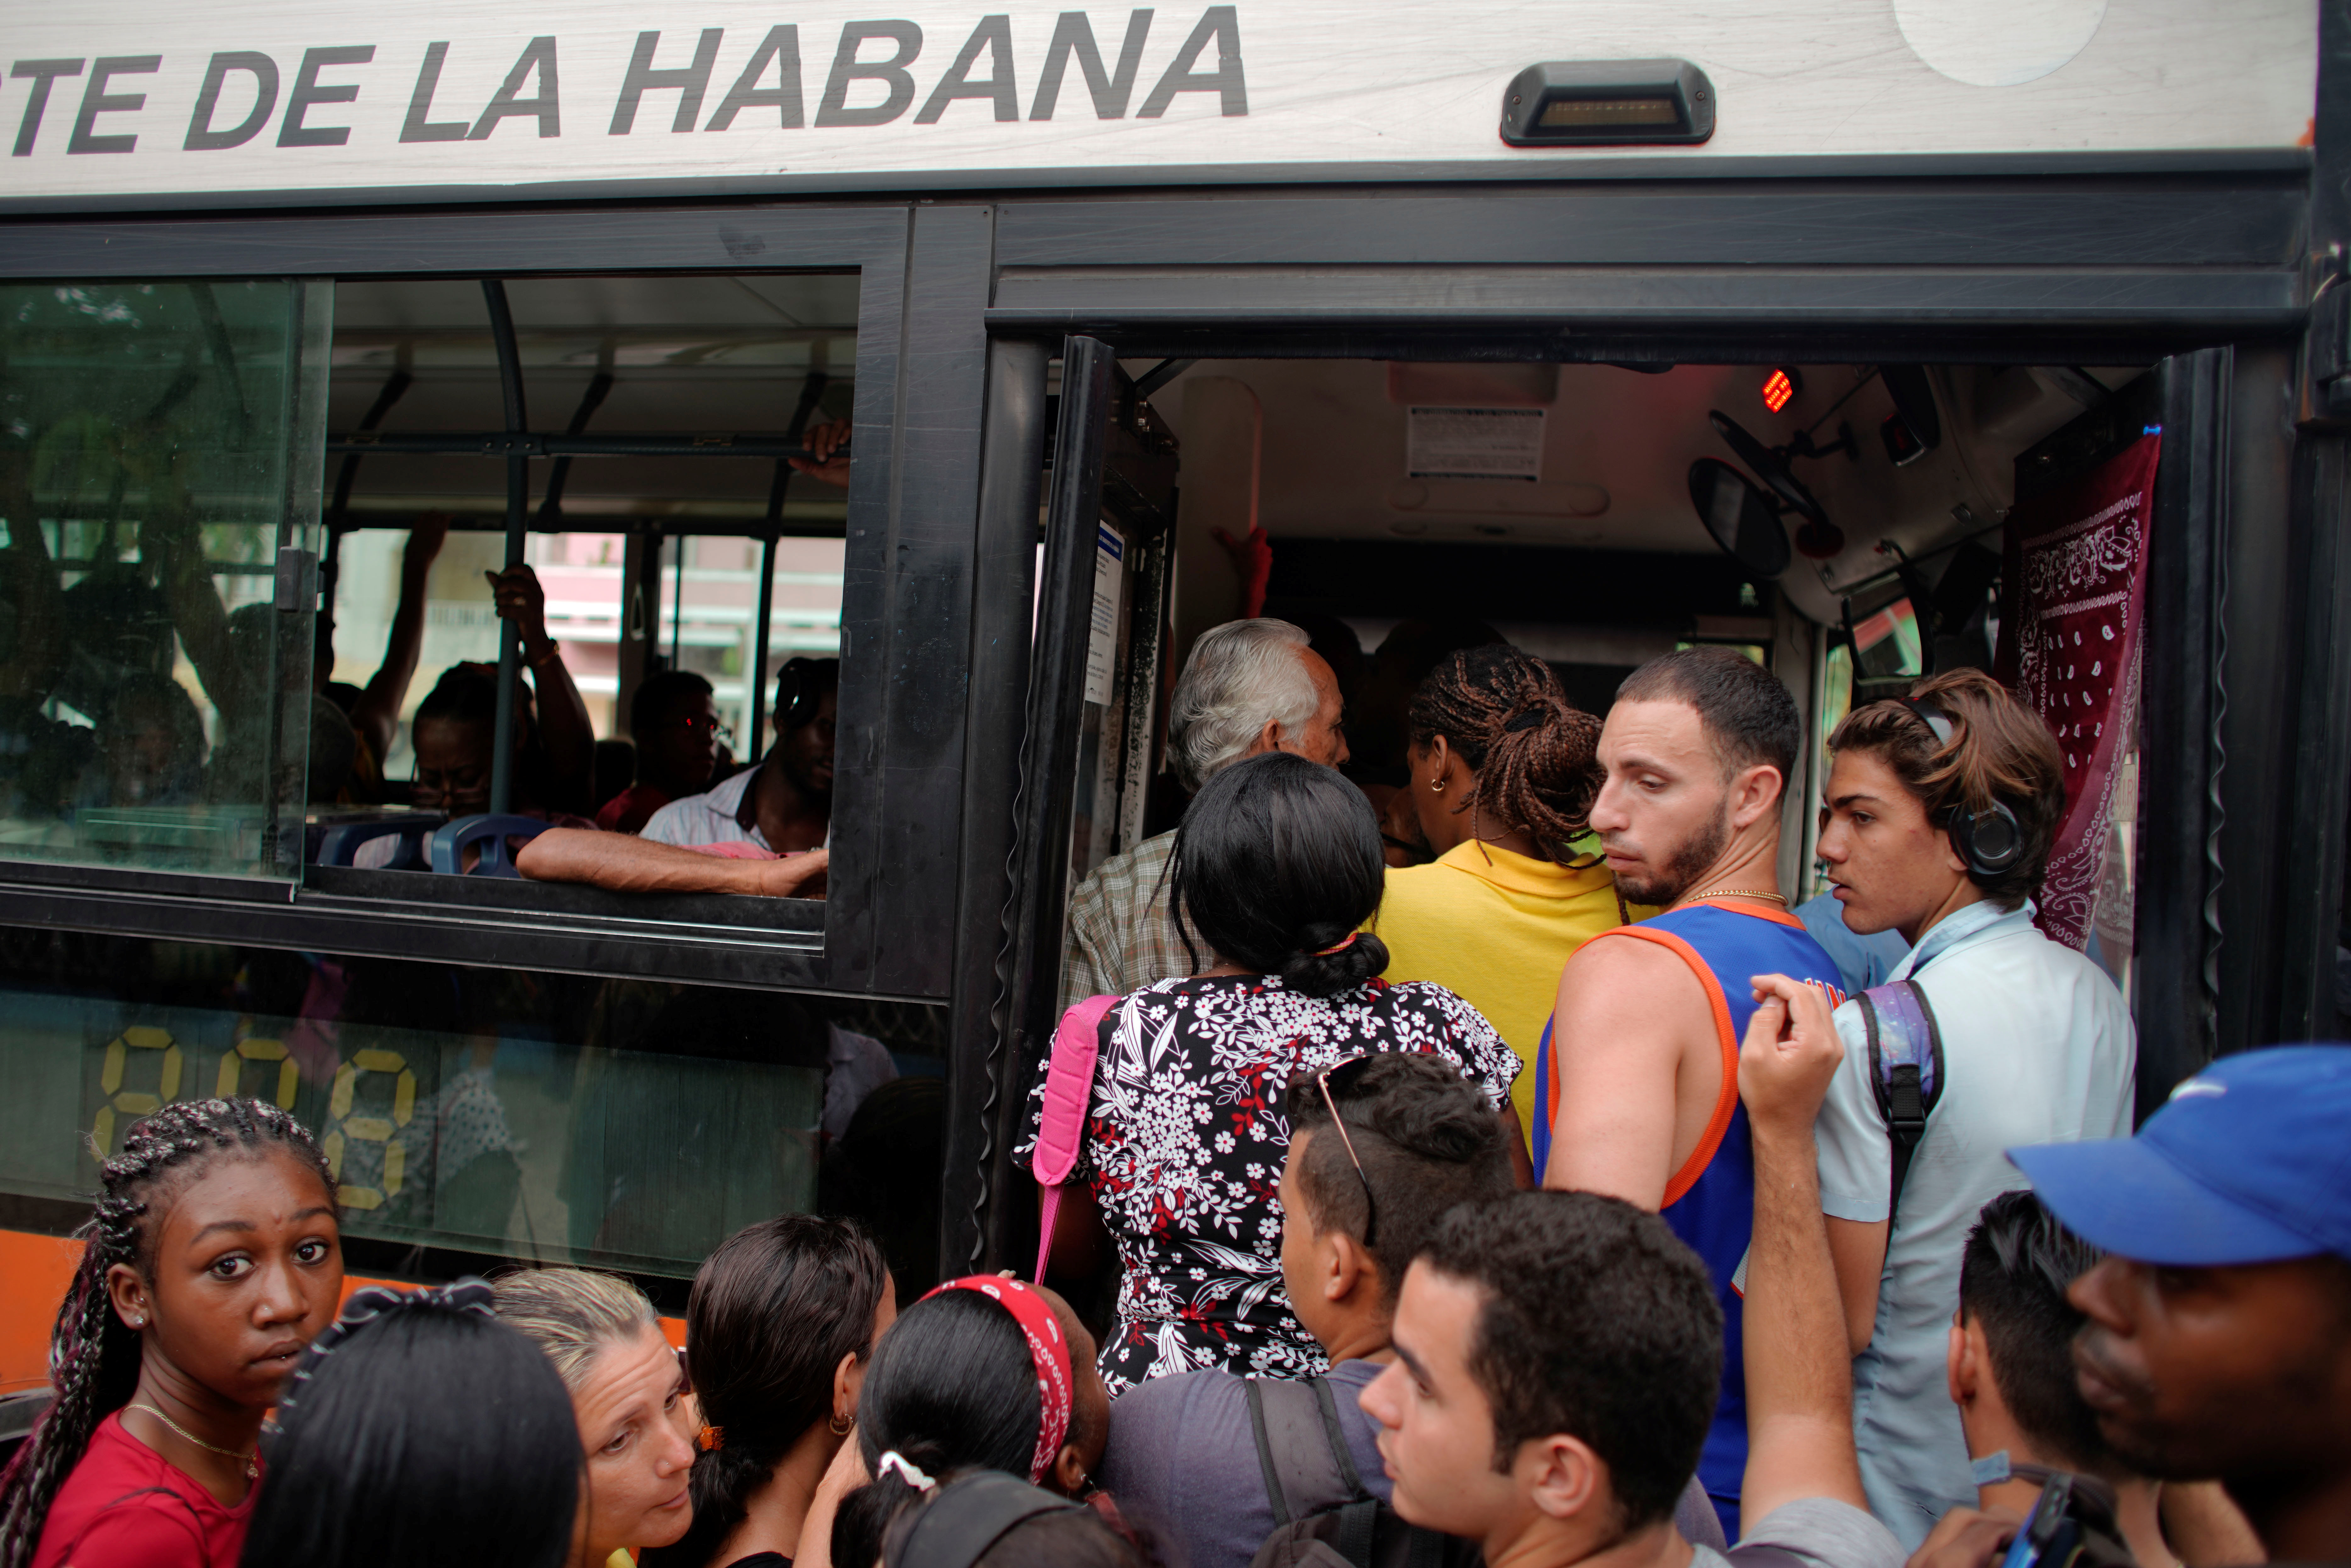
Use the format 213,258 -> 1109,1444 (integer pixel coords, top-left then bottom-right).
0,1097 -> 343,1568
1374,644 -> 1632,1160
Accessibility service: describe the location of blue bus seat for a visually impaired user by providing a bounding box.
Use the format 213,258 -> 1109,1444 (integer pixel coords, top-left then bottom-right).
427,815 -> 549,878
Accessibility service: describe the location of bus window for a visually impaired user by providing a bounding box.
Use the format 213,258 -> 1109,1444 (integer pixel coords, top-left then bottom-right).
0,280 -> 329,878
315,272 -> 857,890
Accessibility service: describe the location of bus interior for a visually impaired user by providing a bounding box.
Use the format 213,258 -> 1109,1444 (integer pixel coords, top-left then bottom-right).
1071,350 -> 2142,986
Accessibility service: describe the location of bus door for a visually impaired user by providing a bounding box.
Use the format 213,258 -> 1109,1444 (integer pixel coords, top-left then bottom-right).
985,335 -> 1176,1274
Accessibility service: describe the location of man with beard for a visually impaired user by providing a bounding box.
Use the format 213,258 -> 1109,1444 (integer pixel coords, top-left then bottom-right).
1981,1046 -> 2351,1567
1534,645 -> 1842,1541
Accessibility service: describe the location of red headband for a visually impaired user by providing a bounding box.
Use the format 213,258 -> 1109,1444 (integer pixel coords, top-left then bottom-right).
920,1276 -> 1074,1485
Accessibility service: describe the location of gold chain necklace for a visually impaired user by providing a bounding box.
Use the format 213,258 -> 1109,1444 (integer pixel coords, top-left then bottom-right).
128,1402 -> 259,1480
1689,887 -> 1788,906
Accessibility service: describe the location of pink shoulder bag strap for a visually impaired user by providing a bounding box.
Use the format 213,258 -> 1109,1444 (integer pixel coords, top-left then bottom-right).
1032,993 -> 1119,1283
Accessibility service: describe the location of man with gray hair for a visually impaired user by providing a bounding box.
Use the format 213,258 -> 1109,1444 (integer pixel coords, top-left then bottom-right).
1058,618 -> 1349,1011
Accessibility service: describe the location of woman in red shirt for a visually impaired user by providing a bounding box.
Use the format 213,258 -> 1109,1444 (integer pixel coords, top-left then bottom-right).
0,1097 -> 344,1568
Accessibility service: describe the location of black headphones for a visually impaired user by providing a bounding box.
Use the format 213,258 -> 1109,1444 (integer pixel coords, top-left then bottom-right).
772,656 -> 839,733
1901,696 -> 2025,884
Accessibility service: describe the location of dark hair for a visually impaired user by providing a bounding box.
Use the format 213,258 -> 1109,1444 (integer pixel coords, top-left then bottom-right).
1959,1191 -> 2112,1474
629,670 -> 715,739
242,1301 -> 579,1568
1617,646 -> 1800,788
1171,751 -> 1390,996
415,664 -> 501,730
0,1099 -> 338,1568
645,1218 -> 890,1568
1828,668 -> 2067,909
1414,1192 -> 1719,1532
833,1289 -> 1071,1568
1283,1053 -> 1513,1306
1407,645 -> 1603,858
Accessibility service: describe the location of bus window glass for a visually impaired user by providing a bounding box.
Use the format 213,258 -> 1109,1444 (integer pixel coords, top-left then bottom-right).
0,280 -> 328,877
316,273 -> 855,874
0,932 -> 947,1288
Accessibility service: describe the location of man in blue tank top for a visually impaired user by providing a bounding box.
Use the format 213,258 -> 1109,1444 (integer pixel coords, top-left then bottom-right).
1533,646 -> 1843,1543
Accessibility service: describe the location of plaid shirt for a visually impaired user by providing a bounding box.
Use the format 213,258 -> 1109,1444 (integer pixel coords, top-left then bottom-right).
1059,829 -> 1195,1013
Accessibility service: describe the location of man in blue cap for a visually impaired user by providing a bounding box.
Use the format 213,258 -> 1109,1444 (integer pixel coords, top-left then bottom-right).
2006,1045 -> 2351,1564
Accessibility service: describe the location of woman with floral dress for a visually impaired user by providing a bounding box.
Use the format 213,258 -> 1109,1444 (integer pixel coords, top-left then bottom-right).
1018,751 -> 1520,1395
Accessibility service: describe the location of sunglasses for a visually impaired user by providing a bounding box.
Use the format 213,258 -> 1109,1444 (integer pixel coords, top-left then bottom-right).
1313,1054 -> 1379,1250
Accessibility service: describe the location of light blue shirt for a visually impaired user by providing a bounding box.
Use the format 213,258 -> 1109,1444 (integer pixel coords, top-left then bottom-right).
1814,900 -> 2135,1548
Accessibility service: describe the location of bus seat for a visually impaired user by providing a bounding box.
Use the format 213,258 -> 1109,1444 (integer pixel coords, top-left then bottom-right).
427,815 -> 550,878
315,813 -> 445,871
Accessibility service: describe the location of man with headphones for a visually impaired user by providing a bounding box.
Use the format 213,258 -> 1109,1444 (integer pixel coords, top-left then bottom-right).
1805,668 -> 2136,1548
643,656 -> 838,856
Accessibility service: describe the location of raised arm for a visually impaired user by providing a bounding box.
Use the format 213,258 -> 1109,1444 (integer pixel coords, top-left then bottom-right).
1738,973 -> 1869,1525
517,830 -> 828,899
141,451 -> 238,709
487,563 -> 594,810
1541,935 -> 1704,1208
346,515 -> 448,767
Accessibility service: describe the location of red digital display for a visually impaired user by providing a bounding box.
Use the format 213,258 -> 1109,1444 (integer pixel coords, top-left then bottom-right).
1761,368 -> 1797,414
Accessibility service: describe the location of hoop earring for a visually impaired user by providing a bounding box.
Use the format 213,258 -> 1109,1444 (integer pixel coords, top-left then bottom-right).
830,1413 -> 855,1437
1429,777 -> 1445,793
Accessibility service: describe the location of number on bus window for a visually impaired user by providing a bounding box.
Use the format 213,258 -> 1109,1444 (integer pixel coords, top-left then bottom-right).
322,1049 -> 417,1211
214,1036 -> 300,1110
92,1027 -> 183,1157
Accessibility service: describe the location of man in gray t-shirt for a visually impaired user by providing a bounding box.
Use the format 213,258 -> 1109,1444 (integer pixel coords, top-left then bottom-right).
1347,979 -> 1906,1568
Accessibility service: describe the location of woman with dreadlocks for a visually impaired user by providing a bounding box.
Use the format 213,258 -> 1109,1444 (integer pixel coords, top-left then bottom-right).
1372,644 -> 1627,1173
0,1097 -> 343,1568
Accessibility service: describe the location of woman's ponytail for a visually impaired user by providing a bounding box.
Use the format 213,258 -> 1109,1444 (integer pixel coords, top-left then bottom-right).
1279,926 -> 1390,998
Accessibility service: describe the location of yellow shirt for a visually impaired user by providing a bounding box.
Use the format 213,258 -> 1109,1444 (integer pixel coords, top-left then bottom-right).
1374,840 -> 1630,1129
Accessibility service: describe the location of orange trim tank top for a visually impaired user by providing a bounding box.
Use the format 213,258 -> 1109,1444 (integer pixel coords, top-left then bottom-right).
1533,901 -> 1843,1536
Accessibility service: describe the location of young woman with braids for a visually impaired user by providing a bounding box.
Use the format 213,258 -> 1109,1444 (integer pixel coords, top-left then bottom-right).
638,1218 -> 896,1568
1373,644 -> 1631,1160
1017,751 -> 1519,1393
0,1098 -> 343,1568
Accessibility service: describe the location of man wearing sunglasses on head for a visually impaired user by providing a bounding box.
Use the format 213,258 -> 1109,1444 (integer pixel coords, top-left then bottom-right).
1096,1053 -> 1724,1568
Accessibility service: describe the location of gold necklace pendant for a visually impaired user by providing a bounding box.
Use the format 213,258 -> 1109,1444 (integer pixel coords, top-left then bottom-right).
129,1402 -> 259,1479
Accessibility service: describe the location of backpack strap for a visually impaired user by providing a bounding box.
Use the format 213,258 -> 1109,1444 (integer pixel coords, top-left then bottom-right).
1857,979 -> 1946,1211
1032,993 -> 1120,1282
1247,1378 -> 1362,1524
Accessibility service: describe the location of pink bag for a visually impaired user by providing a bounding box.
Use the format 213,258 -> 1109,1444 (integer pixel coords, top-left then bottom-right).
1032,993 -> 1119,1283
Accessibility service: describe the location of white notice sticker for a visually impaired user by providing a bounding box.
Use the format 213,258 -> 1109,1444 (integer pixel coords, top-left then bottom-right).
1084,524 -> 1125,706
1407,407 -> 1546,481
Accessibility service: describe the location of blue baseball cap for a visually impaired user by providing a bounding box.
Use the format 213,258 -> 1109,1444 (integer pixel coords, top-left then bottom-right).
2008,1044 -> 2351,1267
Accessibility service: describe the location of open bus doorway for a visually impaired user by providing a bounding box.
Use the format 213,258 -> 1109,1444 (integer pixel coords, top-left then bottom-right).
990,335 -> 2162,1282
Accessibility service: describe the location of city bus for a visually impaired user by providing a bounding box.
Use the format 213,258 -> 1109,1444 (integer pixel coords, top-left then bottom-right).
0,0 -> 2340,1404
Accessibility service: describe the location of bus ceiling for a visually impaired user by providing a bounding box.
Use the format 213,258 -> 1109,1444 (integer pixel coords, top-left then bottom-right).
1117,356 -> 2145,629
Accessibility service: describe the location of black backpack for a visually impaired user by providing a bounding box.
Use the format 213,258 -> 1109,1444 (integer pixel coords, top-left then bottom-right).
1856,978 -> 1947,1209
1243,1377 -> 1481,1568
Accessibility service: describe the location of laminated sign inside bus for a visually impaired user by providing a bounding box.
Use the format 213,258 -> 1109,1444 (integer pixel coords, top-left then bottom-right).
0,1 -> 2316,208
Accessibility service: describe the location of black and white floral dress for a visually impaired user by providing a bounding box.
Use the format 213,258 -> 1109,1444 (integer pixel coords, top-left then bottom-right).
1016,973 -> 1518,1395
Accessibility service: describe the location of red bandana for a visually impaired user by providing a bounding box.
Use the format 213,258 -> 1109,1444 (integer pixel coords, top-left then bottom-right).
922,1275 -> 1074,1484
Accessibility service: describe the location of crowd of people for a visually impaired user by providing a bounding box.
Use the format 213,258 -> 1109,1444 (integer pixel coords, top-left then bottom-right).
1,619 -> 2348,1568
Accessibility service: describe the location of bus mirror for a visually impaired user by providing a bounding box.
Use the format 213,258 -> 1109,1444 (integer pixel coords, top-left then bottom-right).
1689,458 -> 1791,580
1879,365 -> 1942,467
1500,59 -> 1716,147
